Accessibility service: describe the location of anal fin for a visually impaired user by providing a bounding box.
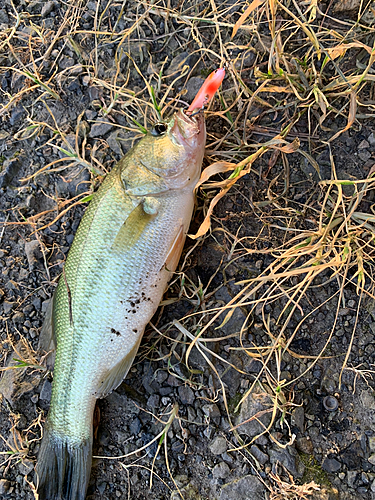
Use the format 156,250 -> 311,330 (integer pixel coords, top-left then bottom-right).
96,334 -> 143,398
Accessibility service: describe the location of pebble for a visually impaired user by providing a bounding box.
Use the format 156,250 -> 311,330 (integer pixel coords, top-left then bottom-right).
178,386 -> 195,405
269,446 -> 304,478
358,139 -> 370,149
250,444 -> 268,465
322,457 -> 341,472
209,436 -> 227,455
202,404 -> 221,420
18,459 -> 34,475
89,120 -> 114,138
146,394 -> 160,408
97,482 -> 107,495
0,10 -> 10,25
0,479 -> 10,494
0,158 -> 21,188
235,384 -> 271,438
347,470 -> 357,488
295,437 -> 314,455
369,454 -> 375,465
368,132 -> 375,145
212,462 -> 231,479
369,436 -> 375,452
41,1 -> 56,17
219,475 -> 266,500
129,417 -> 141,435
184,77 -> 205,103
166,52 -> 192,77
291,406 -> 304,432
3,301 -> 15,314
358,150 -> 372,162
12,311 -> 25,324
40,380 -> 52,402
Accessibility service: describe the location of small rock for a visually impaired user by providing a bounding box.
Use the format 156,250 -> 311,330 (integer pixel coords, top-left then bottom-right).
89,120 -> 114,138
97,481 -> 107,495
18,459 -> 34,475
368,454 -> 375,465
24,240 -> 40,270
166,52 -> 192,77
358,139 -> 370,149
41,1 -> 56,17
358,150 -> 371,162
209,436 -> 227,455
368,132 -> 375,145
147,394 -> 160,408
129,417 -> 141,435
3,301 -> 15,314
184,77 -> 205,103
250,444 -> 268,465
296,437 -> 314,455
40,380 -> 52,402
202,404 -> 221,420
59,56 -> 75,70
12,311 -> 25,324
368,436 -> 375,452
219,475 -> 266,500
85,109 -> 97,120
0,158 -> 21,188
269,446 -> 304,478
291,406 -> 304,432
0,479 -> 10,494
178,386 -> 195,405
213,462 -> 231,479
322,457 -> 341,472
235,384 -> 272,438
0,10 -> 10,25
347,470 -> 357,488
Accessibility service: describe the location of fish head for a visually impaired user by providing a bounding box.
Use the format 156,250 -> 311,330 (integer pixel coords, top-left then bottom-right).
131,109 -> 206,192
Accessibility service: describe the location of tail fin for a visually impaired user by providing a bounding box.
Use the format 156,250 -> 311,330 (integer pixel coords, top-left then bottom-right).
36,423 -> 92,500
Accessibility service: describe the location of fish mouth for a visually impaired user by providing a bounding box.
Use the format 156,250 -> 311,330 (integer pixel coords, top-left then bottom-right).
171,108 -> 204,145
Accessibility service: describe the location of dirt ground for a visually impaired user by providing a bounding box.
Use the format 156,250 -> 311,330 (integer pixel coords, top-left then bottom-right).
1,0 -> 375,499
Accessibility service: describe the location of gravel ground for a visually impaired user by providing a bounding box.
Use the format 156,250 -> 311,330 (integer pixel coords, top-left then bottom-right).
0,1 -> 375,499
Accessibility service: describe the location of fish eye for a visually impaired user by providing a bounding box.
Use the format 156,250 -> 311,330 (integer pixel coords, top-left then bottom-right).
151,123 -> 167,136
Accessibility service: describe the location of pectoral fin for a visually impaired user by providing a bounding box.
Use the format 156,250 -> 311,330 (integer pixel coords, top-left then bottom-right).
164,225 -> 186,273
112,202 -> 153,254
96,334 -> 143,398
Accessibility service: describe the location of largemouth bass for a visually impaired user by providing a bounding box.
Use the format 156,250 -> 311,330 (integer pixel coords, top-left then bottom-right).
36,109 -> 205,500
36,68 -> 225,500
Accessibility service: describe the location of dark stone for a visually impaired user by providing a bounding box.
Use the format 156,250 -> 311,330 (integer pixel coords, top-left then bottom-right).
129,417 -> 141,435
322,457 -> 341,473
0,158 -> 21,188
178,386 -> 195,405
340,440 -> 365,469
219,475 -> 266,500
89,120 -> 114,138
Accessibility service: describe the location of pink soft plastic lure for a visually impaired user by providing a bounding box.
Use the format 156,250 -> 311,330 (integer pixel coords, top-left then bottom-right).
187,67 -> 225,114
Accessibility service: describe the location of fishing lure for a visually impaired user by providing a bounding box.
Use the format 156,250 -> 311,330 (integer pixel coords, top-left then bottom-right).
187,67 -> 225,114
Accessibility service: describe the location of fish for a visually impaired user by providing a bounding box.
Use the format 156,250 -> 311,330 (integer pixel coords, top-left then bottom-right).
35,69 -> 224,500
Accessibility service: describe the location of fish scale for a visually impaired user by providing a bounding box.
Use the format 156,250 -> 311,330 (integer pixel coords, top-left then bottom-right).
36,109 -> 206,500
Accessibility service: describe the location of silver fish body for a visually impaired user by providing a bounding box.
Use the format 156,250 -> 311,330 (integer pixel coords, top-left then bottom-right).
36,110 -> 206,500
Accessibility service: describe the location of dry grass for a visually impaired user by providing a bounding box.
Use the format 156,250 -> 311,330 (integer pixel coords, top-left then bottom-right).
1,0 -> 375,497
